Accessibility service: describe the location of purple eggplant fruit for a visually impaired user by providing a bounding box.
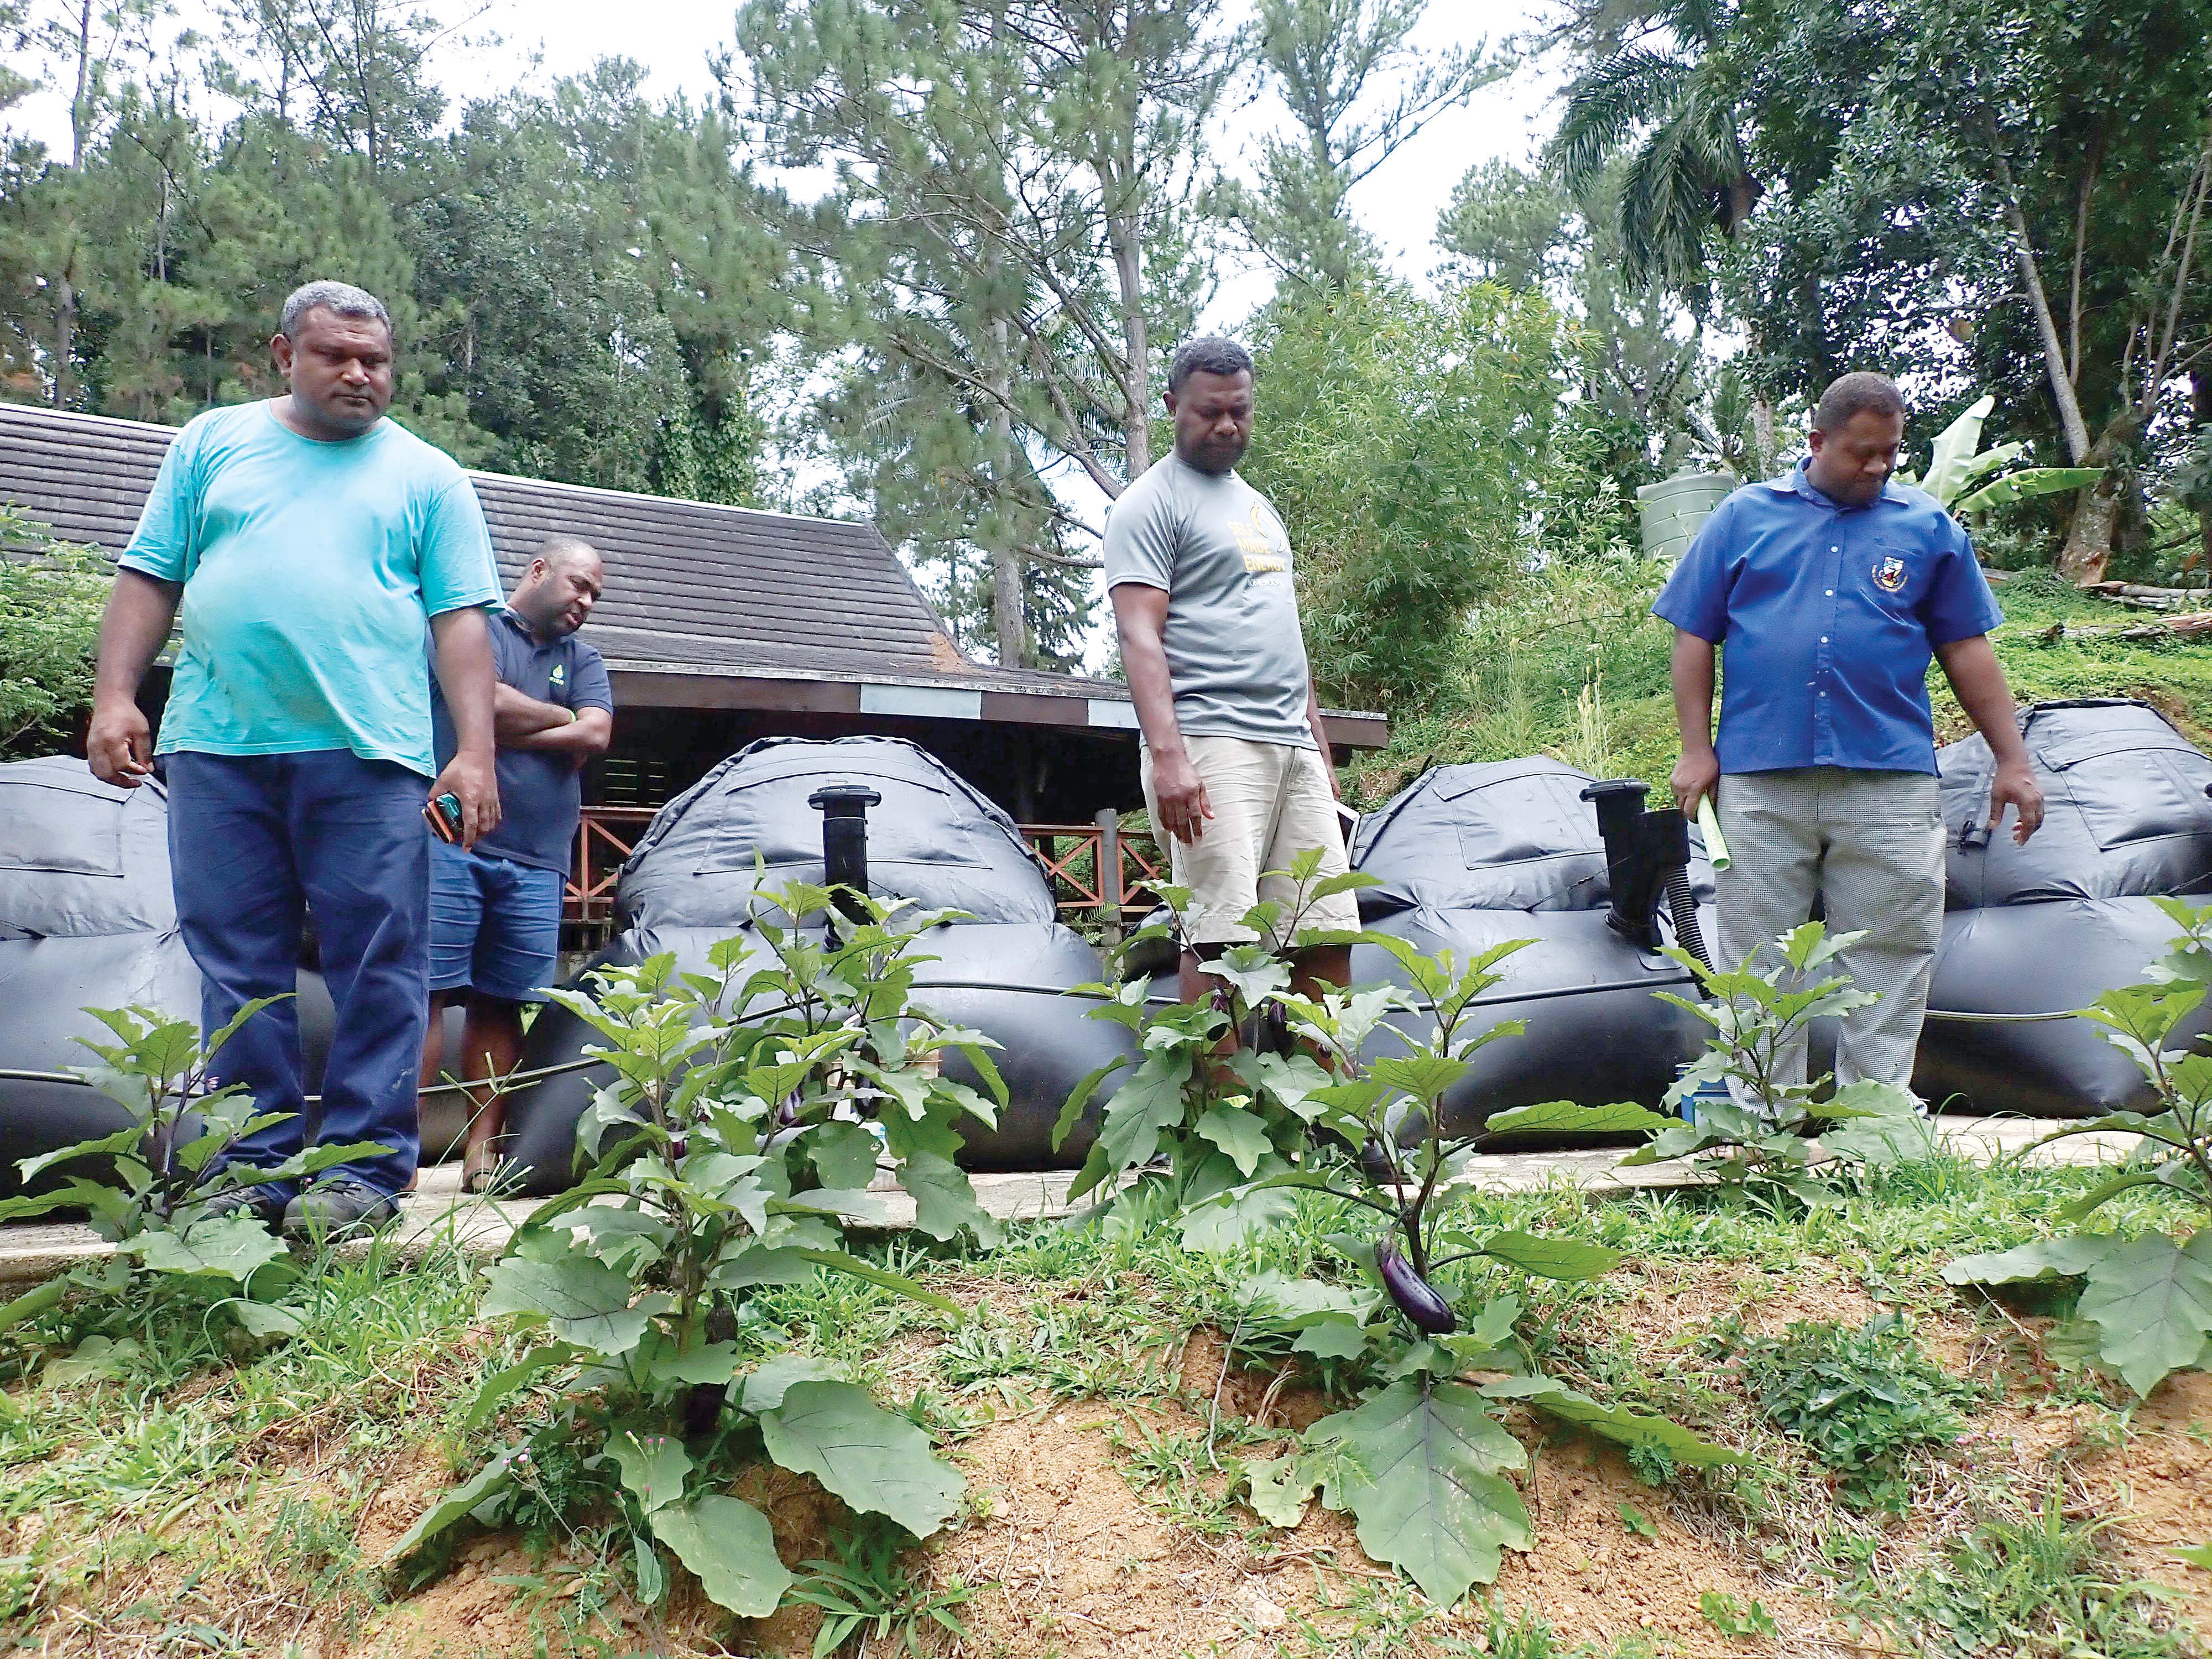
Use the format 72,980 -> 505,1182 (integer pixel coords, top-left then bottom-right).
668,1133 -> 689,1162
1378,1240 -> 1457,1335
778,1092 -> 801,1128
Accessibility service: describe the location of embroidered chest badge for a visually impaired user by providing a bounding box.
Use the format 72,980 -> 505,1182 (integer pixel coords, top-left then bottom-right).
1873,555 -> 1907,593
550,663 -> 567,688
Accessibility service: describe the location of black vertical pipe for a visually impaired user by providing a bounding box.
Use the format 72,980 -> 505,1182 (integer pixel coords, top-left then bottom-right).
808,784 -> 882,926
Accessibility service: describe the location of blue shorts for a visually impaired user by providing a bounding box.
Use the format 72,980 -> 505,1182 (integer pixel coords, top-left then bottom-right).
427,839 -> 564,1003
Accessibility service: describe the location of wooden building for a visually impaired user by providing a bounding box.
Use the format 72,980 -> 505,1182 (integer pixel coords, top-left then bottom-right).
1,402 -> 1386,927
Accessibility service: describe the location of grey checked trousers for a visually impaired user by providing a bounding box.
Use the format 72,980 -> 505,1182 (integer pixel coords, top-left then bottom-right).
1714,768 -> 1945,1091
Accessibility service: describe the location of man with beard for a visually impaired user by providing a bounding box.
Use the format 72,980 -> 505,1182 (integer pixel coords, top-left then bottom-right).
420,536 -> 612,1189
1104,336 -> 1359,1015
1657,370 -> 2044,1096
88,279 -> 503,1237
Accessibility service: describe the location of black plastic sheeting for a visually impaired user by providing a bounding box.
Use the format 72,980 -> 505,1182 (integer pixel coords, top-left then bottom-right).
1350,758 -> 1717,919
1938,700 -> 2212,907
1333,758 -> 1713,1130
1922,700 -> 2212,1116
0,757 -> 466,1197
1344,909 -> 1709,1131
500,738 -> 1133,1192
617,736 -> 1058,930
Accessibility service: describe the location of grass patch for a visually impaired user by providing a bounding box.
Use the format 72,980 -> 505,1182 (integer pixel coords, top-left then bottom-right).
1343,556 -> 2212,806
1,1156 -> 2208,1655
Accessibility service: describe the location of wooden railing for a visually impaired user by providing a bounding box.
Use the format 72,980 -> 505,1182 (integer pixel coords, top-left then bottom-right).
565,805 -> 1164,945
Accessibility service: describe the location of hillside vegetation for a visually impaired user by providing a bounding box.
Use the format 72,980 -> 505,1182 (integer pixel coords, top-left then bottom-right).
1343,559 -> 2212,809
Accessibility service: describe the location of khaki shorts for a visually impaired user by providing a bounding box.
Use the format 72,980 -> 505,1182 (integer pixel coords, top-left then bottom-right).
1141,734 -> 1362,946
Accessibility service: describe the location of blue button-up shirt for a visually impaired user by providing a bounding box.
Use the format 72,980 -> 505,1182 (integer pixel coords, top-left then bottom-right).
1652,461 -> 2004,775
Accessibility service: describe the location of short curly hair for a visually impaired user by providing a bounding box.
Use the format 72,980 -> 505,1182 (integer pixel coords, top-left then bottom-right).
1813,371 -> 1905,432
279,279 -> 392,341
1166,335 -> 1254,394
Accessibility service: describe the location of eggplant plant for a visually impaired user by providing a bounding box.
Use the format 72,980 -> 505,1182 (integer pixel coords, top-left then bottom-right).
1627,922 -> 1933,1201
0,998 -> 378,1344
1945,898 -> 2212,1399
389,880 -> 1008,1621
1060,855 -> 1735,1605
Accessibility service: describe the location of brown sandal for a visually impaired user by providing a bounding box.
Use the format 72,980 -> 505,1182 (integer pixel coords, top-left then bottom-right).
461,1144 -> 500,1194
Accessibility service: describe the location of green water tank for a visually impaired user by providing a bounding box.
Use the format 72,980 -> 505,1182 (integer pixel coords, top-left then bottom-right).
1636,469 -> 1737,561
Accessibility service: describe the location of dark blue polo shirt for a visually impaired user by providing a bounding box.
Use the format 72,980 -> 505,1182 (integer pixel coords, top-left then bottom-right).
431,610 -> 613,873
1652,461 -> 2004,776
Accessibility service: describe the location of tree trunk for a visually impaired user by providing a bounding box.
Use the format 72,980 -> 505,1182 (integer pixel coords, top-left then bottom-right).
1108,197 -> 1150,476
1751,394 -> 1776,477
988,316 -> 1029,668
2058,428 -> 2128,585
2194,368 -> 2212,586
1990,148 -> 2094,466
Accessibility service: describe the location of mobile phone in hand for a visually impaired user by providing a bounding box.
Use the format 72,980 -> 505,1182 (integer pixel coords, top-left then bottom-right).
423,791 -> 463,844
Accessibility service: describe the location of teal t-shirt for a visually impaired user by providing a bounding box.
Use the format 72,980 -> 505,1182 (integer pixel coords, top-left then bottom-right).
120,401 -> 501,776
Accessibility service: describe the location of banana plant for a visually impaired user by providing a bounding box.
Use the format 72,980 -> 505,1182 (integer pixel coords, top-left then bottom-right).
1898,393 -> 2100,517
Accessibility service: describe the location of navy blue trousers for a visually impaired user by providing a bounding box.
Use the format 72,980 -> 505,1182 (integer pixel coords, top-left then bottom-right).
166,750 -> 427,1197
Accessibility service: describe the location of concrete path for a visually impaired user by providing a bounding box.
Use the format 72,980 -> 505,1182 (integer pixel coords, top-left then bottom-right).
0,1114 -> 2142,1292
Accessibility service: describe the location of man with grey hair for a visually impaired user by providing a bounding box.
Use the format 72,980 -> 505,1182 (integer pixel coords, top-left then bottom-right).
1656,369 -> 2044,1096
421,535 -> 612,1190
87,278 -> 503,1237
1105,335 -> 1359,1022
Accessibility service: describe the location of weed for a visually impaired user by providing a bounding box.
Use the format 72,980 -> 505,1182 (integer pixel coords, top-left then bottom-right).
1729,1313 -> 1977,1511
1698,1589 -> 1778,1637
1856,1492 -> 2195,1658
787,1519 -> 980,1657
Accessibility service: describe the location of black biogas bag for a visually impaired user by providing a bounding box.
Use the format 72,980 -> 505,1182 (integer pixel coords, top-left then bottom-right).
1939,699 -> 2212,906
1344,759 -> 1713,1123
1922,701 -> 2212,1116
500,737 -> 1133,1193
1350,757 -> 1717,919
0,757 -> 351,1196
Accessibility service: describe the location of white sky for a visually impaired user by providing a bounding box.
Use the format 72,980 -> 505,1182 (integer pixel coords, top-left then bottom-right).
7,0 -> 1561,301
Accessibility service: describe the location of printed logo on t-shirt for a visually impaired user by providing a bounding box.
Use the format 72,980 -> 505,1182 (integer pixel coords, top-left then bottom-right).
1873,555 -> 1907,593
1232,500 -> 1290,576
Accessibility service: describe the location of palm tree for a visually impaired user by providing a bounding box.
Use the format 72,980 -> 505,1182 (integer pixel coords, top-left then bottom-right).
1548,0 -> 1758,291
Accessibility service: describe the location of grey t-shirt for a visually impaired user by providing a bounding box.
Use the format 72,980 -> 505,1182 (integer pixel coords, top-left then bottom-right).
1101,453 -> 1315,749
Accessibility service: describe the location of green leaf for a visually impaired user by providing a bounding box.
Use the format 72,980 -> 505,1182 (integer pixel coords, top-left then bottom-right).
649,1495 -> 793,1618
2172,1543 -> 2212,1572
1954,466 -> 2106,515
609,1426 -> 692,1514
2079,1233 -> 2212,1398
1177,1182 -> 1297,1253
787,1248 -> 961,1316
465,1343 -> 575,1431
1050,1058 -> 1123,1154
1291,1315 -> 1373,1361
1243,1454 -> 1321,1527
739,1353 -> 842,1415
0,1275 -> 71,1336
808,1121 -> 882,1191
1481,1100 -> 1672,1138
44,1334 -> 142,1386
130,1218 -> 289,1284
1481,1376 -> 1740,1468
1473,1230 -> 1622,1281
1195,1104 -> 1272,1178
383,1451 -> 519,1562
1369,1053 -> 1469,1104
1072,1051 -> 1188,1199
481,1251 -> 661,1357
760,1381 -> 963,1538
1942,1234 -> 2126,1287
227,1301 -> 304,1341
899,1150 -> 1004,1248
17,1127 -> 142,1186
1306,1379 -> 1531,1602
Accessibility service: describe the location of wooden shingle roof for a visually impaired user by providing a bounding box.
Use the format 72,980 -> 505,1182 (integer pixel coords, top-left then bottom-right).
0,399 -> 1386,746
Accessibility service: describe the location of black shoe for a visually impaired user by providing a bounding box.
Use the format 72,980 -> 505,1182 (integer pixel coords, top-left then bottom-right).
193,1181 -> 290,1230
282,1178 -> 402,1240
